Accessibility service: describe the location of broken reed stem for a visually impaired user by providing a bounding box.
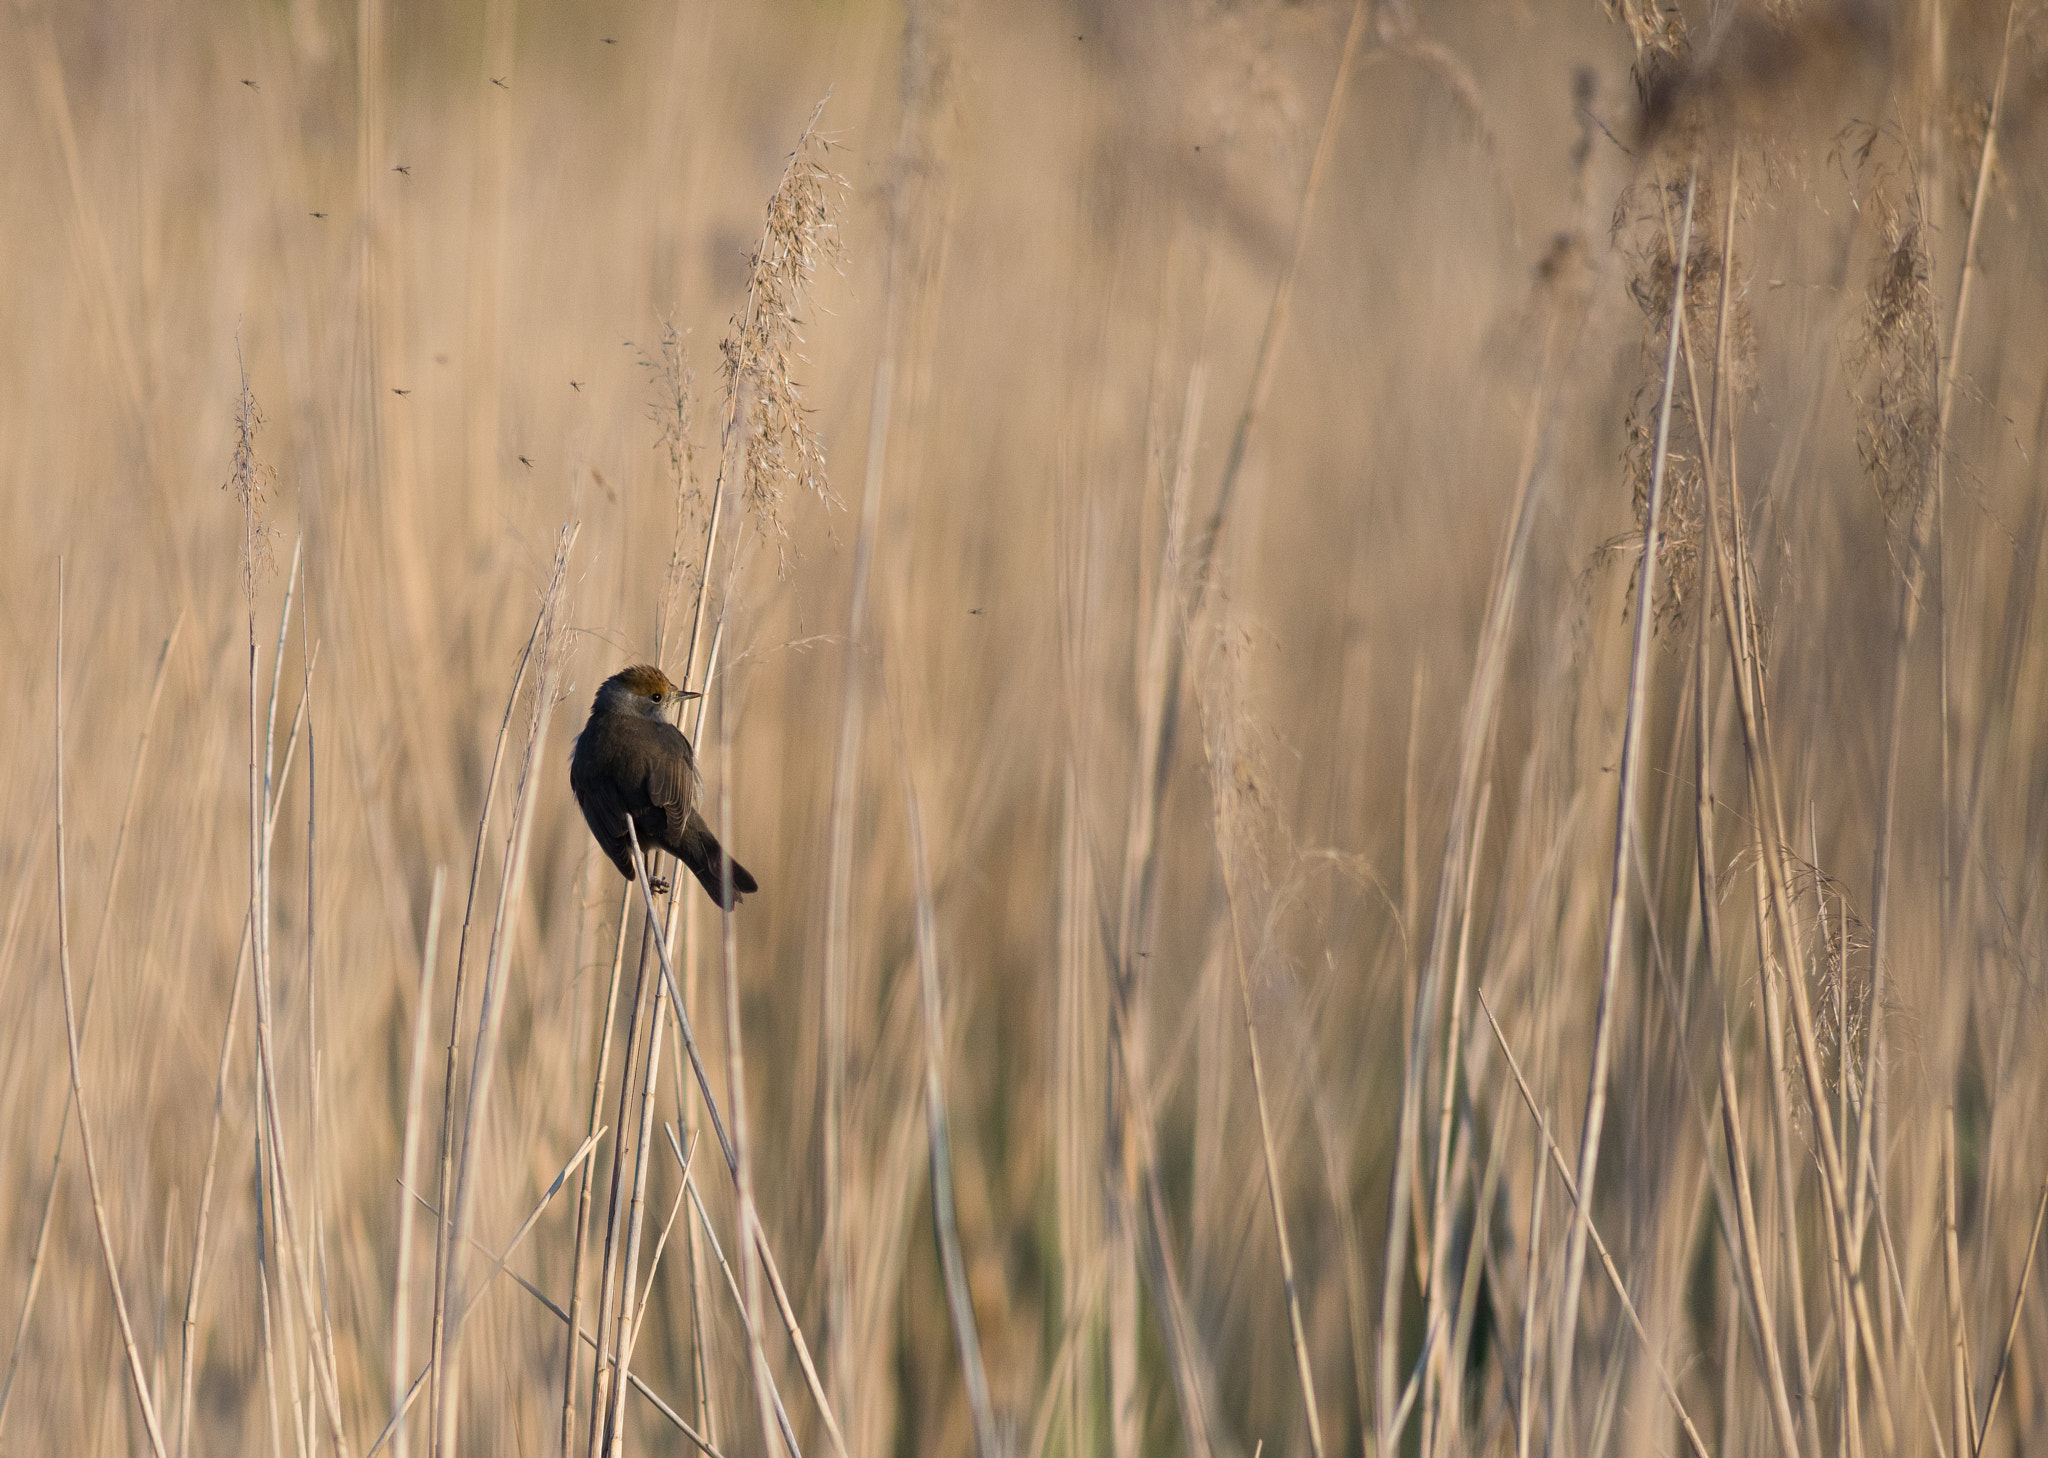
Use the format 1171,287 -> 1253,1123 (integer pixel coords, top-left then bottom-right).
52,566 -> 170,1458
1550,162 -> 1696,1449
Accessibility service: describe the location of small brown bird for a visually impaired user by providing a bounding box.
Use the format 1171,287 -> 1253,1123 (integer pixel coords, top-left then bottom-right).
570,664 -> 758,908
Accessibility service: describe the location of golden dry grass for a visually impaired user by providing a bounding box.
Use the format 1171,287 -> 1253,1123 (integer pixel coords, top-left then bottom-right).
4,1 -> 2048,1455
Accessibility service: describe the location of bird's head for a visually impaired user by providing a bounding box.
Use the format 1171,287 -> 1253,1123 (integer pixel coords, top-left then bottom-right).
594,664 -> 699,719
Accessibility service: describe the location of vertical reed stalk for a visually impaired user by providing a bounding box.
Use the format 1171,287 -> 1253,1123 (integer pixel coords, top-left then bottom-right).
899,726 -> 1000,1458
1861,0 -> 2020,1263
434,526 -> 573,1456
716,691 -> 782,1458
389,868 -> 444,1458
601,829 -> 675,1456
1220,877 -> 1326,1458
1942,1114 -> 1976,1458
1550,164 -> 1696,1451
587,905 -> 657,1456
562,885 -> 636,1456
1515,1114 -> 1546,1458
1422,786 -> 1490,1455
426,617 -> 540,1452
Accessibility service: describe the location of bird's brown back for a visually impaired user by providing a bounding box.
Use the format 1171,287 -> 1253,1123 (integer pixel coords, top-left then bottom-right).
570,710 -> 701,875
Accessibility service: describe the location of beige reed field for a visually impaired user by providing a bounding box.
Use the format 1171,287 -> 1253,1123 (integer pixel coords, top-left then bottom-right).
5,1 -> 2048,1455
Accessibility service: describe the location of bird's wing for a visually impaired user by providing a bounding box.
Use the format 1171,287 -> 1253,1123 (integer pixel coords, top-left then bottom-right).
569,733 -> 638,875
638,720 -> 702,842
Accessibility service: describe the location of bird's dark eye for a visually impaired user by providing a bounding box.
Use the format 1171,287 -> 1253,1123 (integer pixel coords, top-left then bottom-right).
651,692 -> 664,703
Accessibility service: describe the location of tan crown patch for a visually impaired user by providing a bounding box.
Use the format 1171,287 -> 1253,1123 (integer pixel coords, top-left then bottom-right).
613,664 -> 675,697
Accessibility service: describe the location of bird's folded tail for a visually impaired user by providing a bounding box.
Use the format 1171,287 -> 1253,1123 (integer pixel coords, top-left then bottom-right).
677,811 -> 759,910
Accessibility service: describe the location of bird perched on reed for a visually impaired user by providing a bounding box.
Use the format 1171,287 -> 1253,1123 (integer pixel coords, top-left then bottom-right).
569,664 -> 758,908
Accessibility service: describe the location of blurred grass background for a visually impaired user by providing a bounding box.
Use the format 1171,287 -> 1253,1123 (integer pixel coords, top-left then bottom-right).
4,0 -> 2048,1454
